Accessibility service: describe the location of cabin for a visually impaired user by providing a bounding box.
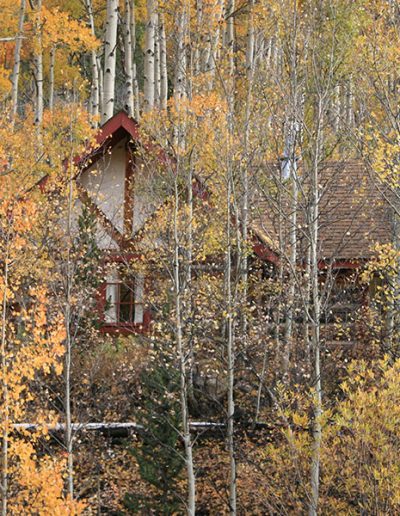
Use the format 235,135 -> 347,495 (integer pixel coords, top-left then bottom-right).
75,111 -> 394,337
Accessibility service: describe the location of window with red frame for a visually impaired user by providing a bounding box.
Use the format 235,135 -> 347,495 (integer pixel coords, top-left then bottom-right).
104,271 -> 145,325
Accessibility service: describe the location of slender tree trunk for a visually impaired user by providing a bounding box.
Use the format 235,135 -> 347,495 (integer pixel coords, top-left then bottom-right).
64,135 -> 75,500
10,0 -> 26,125
225,0 -> 235,76
226,103 -> 236,516
123,0 -> 135,117
174,5 -> 187,102
308,97 -> 323,516
205,0 -> 224,89
154,14 -> 160,107
193,0 -> 203,77
0,240 -> 9,516
85,0 -> 100,121
102,0 -> 119,124
144,0 -> 156,112
49,46 -> 56,112
173,169 -> 196,516
33,0 -> 43,127
159,13 -> 167,110
346,74 -> 354,127
129,0 -> 140,119
240,0 -> 254,339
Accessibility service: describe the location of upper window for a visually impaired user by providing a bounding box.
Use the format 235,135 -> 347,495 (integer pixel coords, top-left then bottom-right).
104,268 -> 145,326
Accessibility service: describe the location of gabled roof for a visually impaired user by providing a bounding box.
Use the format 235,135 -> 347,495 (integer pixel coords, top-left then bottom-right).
76,113 -> 394,265
76,111 -> 140,172
251,161 -> 393,263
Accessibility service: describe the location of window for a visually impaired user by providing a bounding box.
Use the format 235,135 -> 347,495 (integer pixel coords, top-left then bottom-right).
104,268 -> 145,326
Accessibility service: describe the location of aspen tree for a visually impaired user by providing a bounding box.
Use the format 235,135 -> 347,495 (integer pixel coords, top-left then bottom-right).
159,13 -> 167,110
308,97 -> 323,516
205,0 -> 224,89
173,16 -> 196,507
48,45 -> 55,111
226,105 -> 236,515
85,0 -> 100,121
10,0 -> 26,125
174,4 -> 187,102
0,226 -> 9,516
129,0 -> 140,119
102,0 -> 119,123
144,0 -> 156,112
154,13 -> 160,107
172,163 -> 196,515
225,0 -> 235,76
282,1 -> 301,376
240,0 -> 255,339
123,0 -> 135,117
33,0 -> 44,126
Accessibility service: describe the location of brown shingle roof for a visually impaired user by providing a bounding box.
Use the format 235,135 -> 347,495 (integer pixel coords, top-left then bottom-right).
251,161 -> 393,262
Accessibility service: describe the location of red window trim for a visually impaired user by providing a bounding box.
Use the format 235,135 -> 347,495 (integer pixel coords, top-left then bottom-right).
97,254 -> 152,334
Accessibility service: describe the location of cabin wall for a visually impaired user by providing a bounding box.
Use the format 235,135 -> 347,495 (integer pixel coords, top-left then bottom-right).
78,140 -> 126,235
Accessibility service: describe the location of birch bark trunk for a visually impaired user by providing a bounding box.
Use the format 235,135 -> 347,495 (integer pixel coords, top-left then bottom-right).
49,46 -> 56,112
226,102 -> 236,516
102,0 -> 119,124
226,171 -> 237,516
282,3 -> 300,376
123,0 -> 134,117
225,0 -> 235,76
0,239 -> 9,516
154,14 -> 160,107
85,0 -> 100,121
129,0 -> 140,119
33,0 -> 43,127
10,0 -> 26,125
173,166 -> 196,516
64,125 -> 76,500
308,97 -> 323,516
144,0 -> 156,112
174,6 -> 187,102
159,13 -> 167,110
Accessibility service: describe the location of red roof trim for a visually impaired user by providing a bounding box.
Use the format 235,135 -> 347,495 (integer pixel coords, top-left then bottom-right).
96,111 -> 140,147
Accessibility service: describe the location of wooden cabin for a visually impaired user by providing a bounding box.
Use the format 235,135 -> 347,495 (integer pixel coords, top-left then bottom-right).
75,112 -> 393,337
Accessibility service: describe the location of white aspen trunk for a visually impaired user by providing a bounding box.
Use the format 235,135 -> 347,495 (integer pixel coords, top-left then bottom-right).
144,0 -> 156,112
85,0 -> 100,121
174,6 -> 187,102
333,82 -> 340,133
98,57 -> 104,117
173,168 -> 196,516
102,0 -> 119,124
225,0 -> 235,76
226,102 -> 236,516
0,240 -> 9,516
49,46 -> 56,112
34,0 -> 43,127
282,3 -> 300,376
129,0 -> 140,119
226,170 -> 237,516
123,0 -> 135,117
205,0 -> 224,88
240,0 -> 254,340
64,129 -> 75,500
154,14 -> 160,107
193,0 -> 203,76
133,62 -> 140,119
10,0 -> 26,125
346,74 -> 354,127
308,97 -> 323,516
159,13 -> 167,110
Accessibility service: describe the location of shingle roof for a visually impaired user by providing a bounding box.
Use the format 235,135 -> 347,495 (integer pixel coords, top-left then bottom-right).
251,160 -> 393,262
